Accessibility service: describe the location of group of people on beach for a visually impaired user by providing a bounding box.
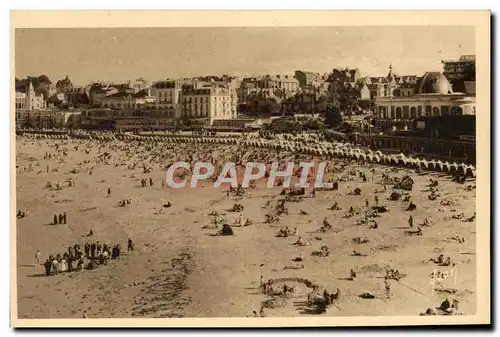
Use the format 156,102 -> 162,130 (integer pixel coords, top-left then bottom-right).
39,240 -> 124,276
53,212 -> 67,225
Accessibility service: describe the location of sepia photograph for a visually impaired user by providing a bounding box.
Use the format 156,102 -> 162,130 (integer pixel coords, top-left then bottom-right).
10,10 -> 490,327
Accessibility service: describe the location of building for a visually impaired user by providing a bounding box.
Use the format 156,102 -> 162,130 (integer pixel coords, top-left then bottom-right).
281,89 -> 327,116
63,86 -> 90,107
294,70 -> 323,89
15,81 -> 46,111
244,89 -> 283,117
359,84 -> 371,101
211,118 -> 263,131
181,85 -> 235,126
15,110 -> 81,129
360,115 -> 476,164
80,108 -> 177,131
374,72 -> 475,119
258,75 -> 300,92
101,88 -> 156,110
55,76 -> 73,93
151,80 -> 183,118
130,78 -> 150,93
327,67 -> 361,84
442,54 -> 476,93
88,84 -> 109,107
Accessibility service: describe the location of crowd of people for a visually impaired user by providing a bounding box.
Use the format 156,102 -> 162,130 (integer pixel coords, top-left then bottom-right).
40,240 -> 124,276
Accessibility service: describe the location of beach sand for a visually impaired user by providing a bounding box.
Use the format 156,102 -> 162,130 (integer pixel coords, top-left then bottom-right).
15,138 -> 476,318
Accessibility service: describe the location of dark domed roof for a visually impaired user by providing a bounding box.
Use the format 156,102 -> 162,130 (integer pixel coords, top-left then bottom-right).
417,72 -> 453,94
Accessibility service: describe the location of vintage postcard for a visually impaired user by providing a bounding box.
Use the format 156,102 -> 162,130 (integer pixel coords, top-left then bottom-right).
10,10 -> 490,327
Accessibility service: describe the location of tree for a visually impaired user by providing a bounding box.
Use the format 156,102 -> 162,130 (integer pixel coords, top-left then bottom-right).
324,105 -> 343,128
37,75 -> 52,84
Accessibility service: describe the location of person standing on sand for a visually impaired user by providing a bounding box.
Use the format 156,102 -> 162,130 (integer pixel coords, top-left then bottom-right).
51,258 -> 59,275
128,238 -> 134,253
384,277 -> 391,299
408,215 -> 413,228
53,214 -> 58,225
63,212 -> 67,224
44,259 -> 51,276
108,187 -> 111,197
34,250 -> 41,267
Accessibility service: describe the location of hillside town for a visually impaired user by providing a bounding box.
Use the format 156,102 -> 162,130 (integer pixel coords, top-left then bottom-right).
15,54 -> 476,164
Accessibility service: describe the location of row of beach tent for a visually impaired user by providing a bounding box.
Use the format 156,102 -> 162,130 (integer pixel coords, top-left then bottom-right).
18,132 -> 476,177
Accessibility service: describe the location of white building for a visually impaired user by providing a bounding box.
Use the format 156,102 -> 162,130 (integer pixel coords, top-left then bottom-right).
15,82 -> 46,111
151,81 -> 183,118
374,72 -> 475,119
181,85 -> 236,126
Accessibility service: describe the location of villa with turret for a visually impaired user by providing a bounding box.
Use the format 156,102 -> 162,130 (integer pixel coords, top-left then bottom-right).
15,81 -> 46,111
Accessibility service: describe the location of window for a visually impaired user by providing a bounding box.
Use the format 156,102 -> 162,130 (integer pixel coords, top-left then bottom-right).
402,106 -> 409,119
432,107 -> 440,116
410,107 -> 417,118
395,107 -> 402,119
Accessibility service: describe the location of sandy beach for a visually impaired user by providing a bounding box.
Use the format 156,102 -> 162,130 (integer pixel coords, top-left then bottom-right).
15,136 -> 476,318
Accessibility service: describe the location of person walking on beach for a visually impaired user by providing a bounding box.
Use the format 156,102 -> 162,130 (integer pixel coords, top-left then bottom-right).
62,212 -> 67,224
53,214 -> 58,225
408,215 -> 413,228
384,277 -> 391,299
34,250 -> 41,267
108,187 -> 111,197
127,238 -> 134,253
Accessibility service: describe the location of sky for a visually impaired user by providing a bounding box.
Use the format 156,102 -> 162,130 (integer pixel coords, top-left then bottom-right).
15,26 -> 475,85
